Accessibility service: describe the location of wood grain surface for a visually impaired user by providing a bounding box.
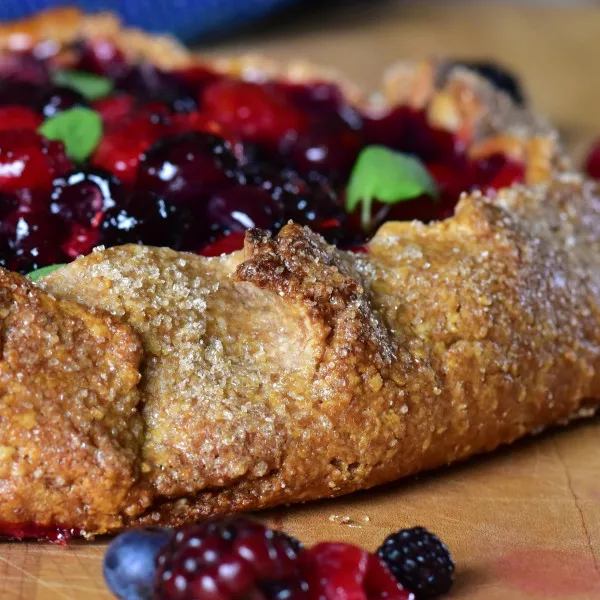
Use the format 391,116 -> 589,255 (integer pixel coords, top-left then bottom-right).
2,2 -> 600,598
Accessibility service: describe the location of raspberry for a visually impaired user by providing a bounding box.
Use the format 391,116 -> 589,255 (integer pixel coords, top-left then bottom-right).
377,527 -> 454,599
203,80 -> 309,148
302,542 -> 412,600
154,517 -> 306,600
585,139 -> 600,180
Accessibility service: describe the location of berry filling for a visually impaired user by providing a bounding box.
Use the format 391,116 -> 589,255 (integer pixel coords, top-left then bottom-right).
0,43 -> 525,273
0,521 -> 79,545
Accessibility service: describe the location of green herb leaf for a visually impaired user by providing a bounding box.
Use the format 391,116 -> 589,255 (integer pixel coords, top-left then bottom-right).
38,107 -> 103,162
27,264 -> 67,282
346,145 -> 438,229
52,69 -> 114,101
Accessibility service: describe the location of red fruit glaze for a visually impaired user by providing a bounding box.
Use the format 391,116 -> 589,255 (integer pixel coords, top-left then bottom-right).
585,139 -> 600,180
203,80 -> 309,147
0,522 -> 79,545
199,232 -> 246,257
0,106 -> 43,131
302,543 -> 412,600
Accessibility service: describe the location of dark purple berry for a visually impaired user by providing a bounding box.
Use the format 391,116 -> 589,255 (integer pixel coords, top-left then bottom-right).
50,168 -> 123,227
207,185 -> 284,233
36,85 -> 88,119
1,209 -> 67,272
287,126 -> 361,181
101,190 -> 192,249
117,63 -> 198,113
137,132 -> 238,204
0,52 -> 50,85
155,517 -> 305,600
377,526 -> 455,599
103,527 -> 172,600
0,80 -> 39,109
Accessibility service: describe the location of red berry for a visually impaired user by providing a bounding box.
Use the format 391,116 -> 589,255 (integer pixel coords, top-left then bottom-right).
302,543 -> 412,600
92,94 -> 135,129
203,80 -> 309,148
483,160 -> 525,192
154,517 -> 306,600
170,111 -> 237,145
199,231 -> 246,256
363,106 -> 411,149
91,116 -> 167,185
0,106 -> 43,131
0,130 -> 72,193
585,139 -> 600,180
62,224 -> 101,259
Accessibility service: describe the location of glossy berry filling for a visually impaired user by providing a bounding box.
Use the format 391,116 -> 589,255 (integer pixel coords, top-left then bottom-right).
0,522 -> 79,545
0,42 -> 525,274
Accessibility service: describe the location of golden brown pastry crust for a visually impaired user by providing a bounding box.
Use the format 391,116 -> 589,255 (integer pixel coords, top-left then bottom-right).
0,269 -> 151,533
0,7 -> 598,536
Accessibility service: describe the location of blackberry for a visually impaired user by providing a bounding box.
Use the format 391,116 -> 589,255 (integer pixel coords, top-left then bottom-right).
377,526 -> 455,599
458,61 -> 525,105
154,516 -> 306,600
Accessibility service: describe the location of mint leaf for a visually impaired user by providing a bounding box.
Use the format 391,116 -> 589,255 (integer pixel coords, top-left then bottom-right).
52,69 -> 113,101
27,264 -> 66,282
38,107 -> 102,162
346,145 -> 438,229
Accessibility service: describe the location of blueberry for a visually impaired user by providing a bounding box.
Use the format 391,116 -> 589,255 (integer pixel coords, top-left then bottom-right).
103,526 -> 173,600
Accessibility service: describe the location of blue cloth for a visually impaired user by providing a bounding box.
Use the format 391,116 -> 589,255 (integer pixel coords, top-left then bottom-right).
0,0 -> 301,43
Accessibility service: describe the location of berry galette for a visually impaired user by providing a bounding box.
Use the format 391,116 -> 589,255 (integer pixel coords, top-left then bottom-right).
0,7 -> 599,541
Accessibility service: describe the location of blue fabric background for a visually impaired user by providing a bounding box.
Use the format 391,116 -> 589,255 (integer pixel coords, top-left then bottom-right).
0,0 -> 301,43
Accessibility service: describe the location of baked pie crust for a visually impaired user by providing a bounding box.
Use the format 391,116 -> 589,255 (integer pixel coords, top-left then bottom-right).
0,7 -> 598,537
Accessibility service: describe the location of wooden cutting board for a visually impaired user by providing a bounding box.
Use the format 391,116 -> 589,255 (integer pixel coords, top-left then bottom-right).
2,2 -> 600,598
